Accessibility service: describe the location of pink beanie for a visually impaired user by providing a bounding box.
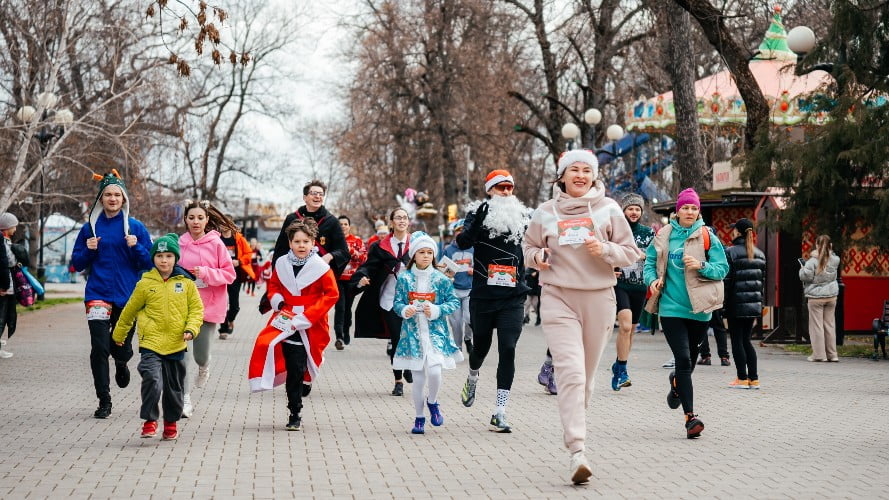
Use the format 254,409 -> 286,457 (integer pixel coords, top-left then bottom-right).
676,188 -> 700,210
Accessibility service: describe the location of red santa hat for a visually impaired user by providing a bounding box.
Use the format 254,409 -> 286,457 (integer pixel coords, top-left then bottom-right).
484,169 -> 514,192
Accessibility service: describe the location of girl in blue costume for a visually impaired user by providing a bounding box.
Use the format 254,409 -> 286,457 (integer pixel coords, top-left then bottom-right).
392,232 -> 462,434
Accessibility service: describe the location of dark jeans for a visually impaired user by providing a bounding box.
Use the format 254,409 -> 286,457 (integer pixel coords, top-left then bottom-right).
469,295 -> 525,391
661,316 -> 709,414
729,318 -> 758,381
383,309 -> 405,381
0,294 -> 17,339
334,280 -> 355,343
224,281 -> 241,324
88,304 -> 135,403
282,341 -> 308,417
138,350 -> 186,422
699,310 -> 729,359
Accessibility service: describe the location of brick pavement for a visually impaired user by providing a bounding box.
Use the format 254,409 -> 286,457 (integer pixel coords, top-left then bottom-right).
1,290 -> 888,499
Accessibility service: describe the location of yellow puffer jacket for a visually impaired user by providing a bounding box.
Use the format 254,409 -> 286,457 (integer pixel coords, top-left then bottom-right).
113,267 -> 204,355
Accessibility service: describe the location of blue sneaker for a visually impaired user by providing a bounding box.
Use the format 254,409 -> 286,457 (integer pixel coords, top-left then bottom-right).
546,370 -> 557,395
537,362 -> 553,386
427,400 -> 443,426
611,361 -> 621,391
618,364 -> 632,389
411,417 -> 426,434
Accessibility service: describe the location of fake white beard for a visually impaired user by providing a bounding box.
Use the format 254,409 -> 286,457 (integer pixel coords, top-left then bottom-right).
466,195 -> 530,245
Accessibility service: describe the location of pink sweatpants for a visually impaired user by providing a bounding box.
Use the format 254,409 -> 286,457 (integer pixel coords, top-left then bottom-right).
541,284 -> 615,453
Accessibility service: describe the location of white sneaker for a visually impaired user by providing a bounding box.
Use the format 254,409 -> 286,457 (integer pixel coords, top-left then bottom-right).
0,349 -> 13,359
182,393 -> 193,418
195,366 -> 210,388
662,357 -> 675,368
569,451 -> 592,484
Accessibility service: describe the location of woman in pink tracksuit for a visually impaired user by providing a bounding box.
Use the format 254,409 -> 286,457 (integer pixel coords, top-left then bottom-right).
523,149 -> 641,485
178,200 -> 237,417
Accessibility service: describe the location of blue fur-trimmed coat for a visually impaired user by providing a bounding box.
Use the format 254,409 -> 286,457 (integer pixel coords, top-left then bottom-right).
392,266 -> 463,371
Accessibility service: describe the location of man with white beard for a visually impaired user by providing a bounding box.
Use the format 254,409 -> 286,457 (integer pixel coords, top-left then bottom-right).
456,169 -> 531,433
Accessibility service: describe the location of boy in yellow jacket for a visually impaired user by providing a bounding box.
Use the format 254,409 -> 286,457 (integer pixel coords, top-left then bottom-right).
113,233 -> 204,440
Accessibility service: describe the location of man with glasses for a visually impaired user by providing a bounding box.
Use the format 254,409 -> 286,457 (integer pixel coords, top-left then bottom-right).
272,180 -> 350,395
456,169 -> 531,433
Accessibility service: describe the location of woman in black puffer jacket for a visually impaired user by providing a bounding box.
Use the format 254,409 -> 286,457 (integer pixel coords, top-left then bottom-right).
723,218 -> 766,389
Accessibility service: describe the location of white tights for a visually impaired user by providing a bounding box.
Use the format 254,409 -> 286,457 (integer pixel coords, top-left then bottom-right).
411,363 -> 442,417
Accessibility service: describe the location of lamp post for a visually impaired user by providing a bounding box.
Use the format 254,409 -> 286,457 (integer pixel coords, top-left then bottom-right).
17,92 -> 73,299
787,24 -> 846,345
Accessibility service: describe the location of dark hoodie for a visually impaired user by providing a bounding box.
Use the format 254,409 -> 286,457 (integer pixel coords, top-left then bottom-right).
274,205 -> 349,278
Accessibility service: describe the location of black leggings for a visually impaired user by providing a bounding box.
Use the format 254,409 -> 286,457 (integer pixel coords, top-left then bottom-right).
383,309 -> 405,381
224,281 -> 241,323
661,316 -> 709,414
469,296 -> 524,391
728,318 -> 758,381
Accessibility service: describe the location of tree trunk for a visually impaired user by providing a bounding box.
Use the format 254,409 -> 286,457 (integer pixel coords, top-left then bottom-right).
662,2 -> 708,194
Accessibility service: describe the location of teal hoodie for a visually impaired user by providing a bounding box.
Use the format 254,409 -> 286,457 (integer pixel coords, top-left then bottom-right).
643,218 -> 729,321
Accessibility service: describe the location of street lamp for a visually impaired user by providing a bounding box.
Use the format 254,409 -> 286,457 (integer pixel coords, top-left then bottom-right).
583,108 -> 602,149
16,92 -> 73,299
787,26 -> 816,55
561,122 -> 581,150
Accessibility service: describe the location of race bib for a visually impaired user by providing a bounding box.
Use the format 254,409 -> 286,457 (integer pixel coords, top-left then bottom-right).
620,260 -> 645,285
487,265 -> 517,287
408,291 -> 436,304
86,300 -> 112,321
557,217 -> 595,246
270,311 -> 294,332
194,278 -> 208,289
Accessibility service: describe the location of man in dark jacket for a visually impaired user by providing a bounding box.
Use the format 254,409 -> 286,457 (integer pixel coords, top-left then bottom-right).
456,169 -> 530,433
273,180 -> 350,278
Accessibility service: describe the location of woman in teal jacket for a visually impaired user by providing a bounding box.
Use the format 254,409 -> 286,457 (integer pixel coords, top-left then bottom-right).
644,189 -> 728,439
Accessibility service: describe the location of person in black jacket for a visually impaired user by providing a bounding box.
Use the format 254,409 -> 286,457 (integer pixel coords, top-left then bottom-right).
351,207 -> 414,396
456,169 -> 530,433
0,212 -> 21,358
723,218 -> 766,389
273,180 -> 350,278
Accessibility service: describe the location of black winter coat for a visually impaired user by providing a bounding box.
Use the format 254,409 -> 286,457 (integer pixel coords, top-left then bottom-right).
723,237 -> 766,319
274,205 -> 350,278
350,236 -> 410,339
456,201 -> 529,300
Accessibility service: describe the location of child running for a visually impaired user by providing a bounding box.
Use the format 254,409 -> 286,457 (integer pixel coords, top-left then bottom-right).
248,219 -> 339,431
113,233 -> 204,440
392,232 -> 462,434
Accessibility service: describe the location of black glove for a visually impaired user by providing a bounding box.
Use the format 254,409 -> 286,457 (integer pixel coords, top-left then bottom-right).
258,293 -> 271,314
475,202 -> 489,226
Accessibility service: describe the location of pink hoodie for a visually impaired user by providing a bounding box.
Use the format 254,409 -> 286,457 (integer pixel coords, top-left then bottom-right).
178,230 -> 236,323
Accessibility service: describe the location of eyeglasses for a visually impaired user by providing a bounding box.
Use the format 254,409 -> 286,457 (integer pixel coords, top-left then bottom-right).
392,216 -> 409,221
306,191 -> 325,197
492,183 -> 514,192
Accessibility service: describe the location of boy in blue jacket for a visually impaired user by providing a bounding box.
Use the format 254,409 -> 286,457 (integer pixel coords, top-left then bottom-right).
71,170 -> 152,419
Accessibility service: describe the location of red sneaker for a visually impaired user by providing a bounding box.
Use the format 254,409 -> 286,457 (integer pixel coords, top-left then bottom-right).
141,420 -> 158,438
162,421 -> 178,440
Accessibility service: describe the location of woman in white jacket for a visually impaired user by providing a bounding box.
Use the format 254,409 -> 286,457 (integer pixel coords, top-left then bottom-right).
799,234 -> 841,362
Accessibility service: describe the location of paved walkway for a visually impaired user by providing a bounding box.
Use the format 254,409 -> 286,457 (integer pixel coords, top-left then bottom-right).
1,291 -> 888,499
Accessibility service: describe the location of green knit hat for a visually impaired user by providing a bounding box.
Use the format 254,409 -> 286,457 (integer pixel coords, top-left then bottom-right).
151,233 -> 180,262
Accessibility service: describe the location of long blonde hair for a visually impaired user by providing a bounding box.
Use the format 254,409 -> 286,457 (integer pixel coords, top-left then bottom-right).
744,228 -> 755,260
815,234 -> 832,274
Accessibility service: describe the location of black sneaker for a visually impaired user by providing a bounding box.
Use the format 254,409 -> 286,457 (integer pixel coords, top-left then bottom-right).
94,402 -> 112,419
335,339 -> 344,350
285,415 -> 302,431
697,356 -> 711,366
392,382 -> 404,396
301,383 -> 312,397
667,371 -> 681,409
403,370 -> 413,384
720,357 -> 731,367
685,414 -> 704,438
114,362 -> 130,389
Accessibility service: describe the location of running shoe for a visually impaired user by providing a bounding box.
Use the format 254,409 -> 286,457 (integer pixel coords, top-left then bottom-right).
0,349 -> 13,358
335,339 -> 344,350
618,365 -> 631,389
285,415 -> 301,431
662,358 -> 675,369
427,400 -> 443,426
195,366 -> 210,389
461,377 -> 477,407
720,357 -> 731,367
611,361 -> 621,391
489,413 -> 511,433
728,378 -> 749,389
546,371 -> 558,395
748,380 -> 760,390
391,382 -> 403,396
411,417 -> 426,434
667,371 -> 681,409
569,451 -> 593,484
162,421 -> 178,441
685,414 -> 704,438
697,356 -> 711,366
538,362 -> 553,386
141,420 -> 158,438
94,402 -> 112,419
182,393 -> 193,418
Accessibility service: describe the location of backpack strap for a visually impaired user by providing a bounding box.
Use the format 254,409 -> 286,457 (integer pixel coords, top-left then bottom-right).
702,226 -> 710,251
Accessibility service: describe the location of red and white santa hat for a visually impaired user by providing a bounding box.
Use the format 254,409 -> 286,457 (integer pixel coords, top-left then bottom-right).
484,169 -> 514,192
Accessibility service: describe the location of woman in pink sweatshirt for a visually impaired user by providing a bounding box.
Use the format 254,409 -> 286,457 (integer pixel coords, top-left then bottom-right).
177,200 -> 237,417
523,149 -> 641,485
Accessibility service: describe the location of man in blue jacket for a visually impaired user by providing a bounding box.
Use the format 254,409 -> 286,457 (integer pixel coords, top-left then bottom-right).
71,171 -> 152,419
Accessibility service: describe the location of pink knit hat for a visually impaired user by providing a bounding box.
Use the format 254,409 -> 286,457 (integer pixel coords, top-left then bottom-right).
676,188 -> 700,210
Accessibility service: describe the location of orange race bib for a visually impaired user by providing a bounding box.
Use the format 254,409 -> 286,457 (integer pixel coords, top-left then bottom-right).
487,264 -> 517,287
408,292 -> 436,304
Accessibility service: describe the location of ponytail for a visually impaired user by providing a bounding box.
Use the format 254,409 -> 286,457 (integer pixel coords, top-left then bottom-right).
745,228 -> 755,260
815,234 -> 831,274
183,200 -> 239,234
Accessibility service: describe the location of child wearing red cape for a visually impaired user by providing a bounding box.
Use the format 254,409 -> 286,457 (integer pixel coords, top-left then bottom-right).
247,219 -> 339,430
